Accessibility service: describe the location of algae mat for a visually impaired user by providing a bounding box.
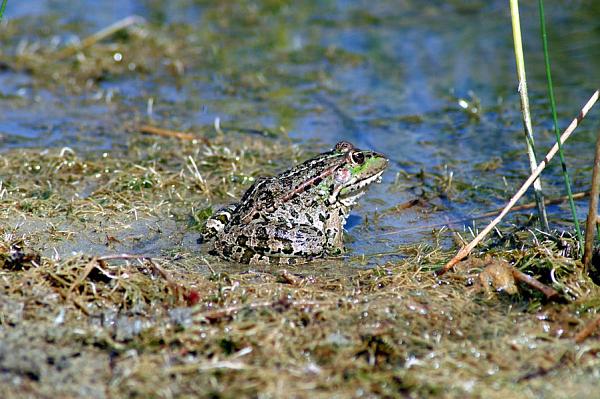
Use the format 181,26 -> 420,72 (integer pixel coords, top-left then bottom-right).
0,136 -> 599,398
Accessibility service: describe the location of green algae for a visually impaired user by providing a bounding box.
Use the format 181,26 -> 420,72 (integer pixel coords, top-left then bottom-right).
0,134 -> 598,398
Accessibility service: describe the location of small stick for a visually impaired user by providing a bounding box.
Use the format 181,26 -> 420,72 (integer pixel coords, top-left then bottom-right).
377,191 -> 590,238
97,253 -> 151,261
478,191 -> 589,219
96,254 -> 189,302
583,130 -> 600,269
53,15 -> 145,60
438,90 -> 600,276
138,124 -> 208,143
511,268 -> 559,299
575,315 -> 600,343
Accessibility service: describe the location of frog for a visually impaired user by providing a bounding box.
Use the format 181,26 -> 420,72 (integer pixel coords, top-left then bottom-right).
201,141 -> 388,265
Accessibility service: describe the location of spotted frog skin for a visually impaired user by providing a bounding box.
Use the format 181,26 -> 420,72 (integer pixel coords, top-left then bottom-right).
201,141 -> 388,265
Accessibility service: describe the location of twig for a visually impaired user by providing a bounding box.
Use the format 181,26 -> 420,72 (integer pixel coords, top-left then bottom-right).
55,287 -> 91,316
477,191 -> 589,219
583,130 -> 600,269
53,15 -> 145,60
224,126 -> 278,137
511,268 -> 559,299
138,124 -> 209,143
377,191 -> 590,238
95,254 -> 175,284
388,198 -> 422,213
94,254 -> 194,304
510,0 -> 549,231
438,90 -> 600,276
516,351 -> 570,381
575,315 -> 600,343
97,253 -> 151,261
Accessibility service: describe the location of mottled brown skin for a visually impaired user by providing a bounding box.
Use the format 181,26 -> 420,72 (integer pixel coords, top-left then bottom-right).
202,141 -> 388,265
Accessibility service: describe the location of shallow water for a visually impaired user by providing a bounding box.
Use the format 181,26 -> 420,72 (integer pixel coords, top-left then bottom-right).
2,4 -> 600,398
1,0 -> 600,261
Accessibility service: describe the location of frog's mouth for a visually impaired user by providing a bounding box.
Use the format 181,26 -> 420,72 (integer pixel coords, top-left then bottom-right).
336,169 -> 385,206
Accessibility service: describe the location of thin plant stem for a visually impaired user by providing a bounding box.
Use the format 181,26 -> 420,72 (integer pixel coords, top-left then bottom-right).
575,315 -> 600,343
439,90 -> 599,276
509,0 -> 549,231
582,130 -> 600,269
0,0 -> 7,22
53,15 -> 144,60
539,0 -> 584,252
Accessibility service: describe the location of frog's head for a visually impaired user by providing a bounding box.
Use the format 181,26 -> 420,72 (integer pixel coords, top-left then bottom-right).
323,141 -> 388,207
279,141 -> 388,207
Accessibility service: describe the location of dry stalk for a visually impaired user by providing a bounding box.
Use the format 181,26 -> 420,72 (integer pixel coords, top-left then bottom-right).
138,124 -> 210,143
511,268 -> 559,299
575,315 -> 600,343
378,191 -> 589,238
439,90 -> 600,276
53,15 -> 145,60
582,129 -> 600,269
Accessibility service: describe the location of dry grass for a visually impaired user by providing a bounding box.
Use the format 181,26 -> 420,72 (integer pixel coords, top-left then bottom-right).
1,4 -> 599,398
0,135 -> 599,398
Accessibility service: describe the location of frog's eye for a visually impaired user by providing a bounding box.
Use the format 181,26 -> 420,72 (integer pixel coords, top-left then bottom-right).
349,151 -> 365,165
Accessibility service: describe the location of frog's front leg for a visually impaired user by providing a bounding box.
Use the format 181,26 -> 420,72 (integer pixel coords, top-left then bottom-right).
323,210 -> 347,256
201,203 -> 238,240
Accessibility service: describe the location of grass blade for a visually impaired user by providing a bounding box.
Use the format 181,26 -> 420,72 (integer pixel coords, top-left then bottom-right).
439,90 -> 600,275
538,0 -> 584,252
0,0 -> 7,22
509,0 -> 550,231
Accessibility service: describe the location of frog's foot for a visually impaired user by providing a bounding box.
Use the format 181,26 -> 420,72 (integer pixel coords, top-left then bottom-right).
324,246 -> 346,257
213,223 -> 327,264
210,245 -> 312,265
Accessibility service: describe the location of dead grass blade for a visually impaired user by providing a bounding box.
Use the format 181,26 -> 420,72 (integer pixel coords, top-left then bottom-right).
574,315 -> 600,343
439,89 -> 600,276
511,268 -> 559,299
582,130 -> 600,269
137,124 -> 210,143
53,15 -> 145,60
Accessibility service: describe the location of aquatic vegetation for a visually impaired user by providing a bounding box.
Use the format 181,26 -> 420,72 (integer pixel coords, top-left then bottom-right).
0,1 -> 599,397
0,134 -> 597,397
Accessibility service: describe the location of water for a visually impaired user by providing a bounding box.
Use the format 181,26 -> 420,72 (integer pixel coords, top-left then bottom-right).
1,0 -> 599,258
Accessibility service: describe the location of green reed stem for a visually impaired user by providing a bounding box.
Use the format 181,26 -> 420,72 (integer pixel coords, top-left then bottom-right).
538,0 -> 584,252
0,0 -> 7,22
509,0 -> 549,231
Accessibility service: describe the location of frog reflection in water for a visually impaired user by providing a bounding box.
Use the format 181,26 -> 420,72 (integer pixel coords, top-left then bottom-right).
201,141 -> 388,265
